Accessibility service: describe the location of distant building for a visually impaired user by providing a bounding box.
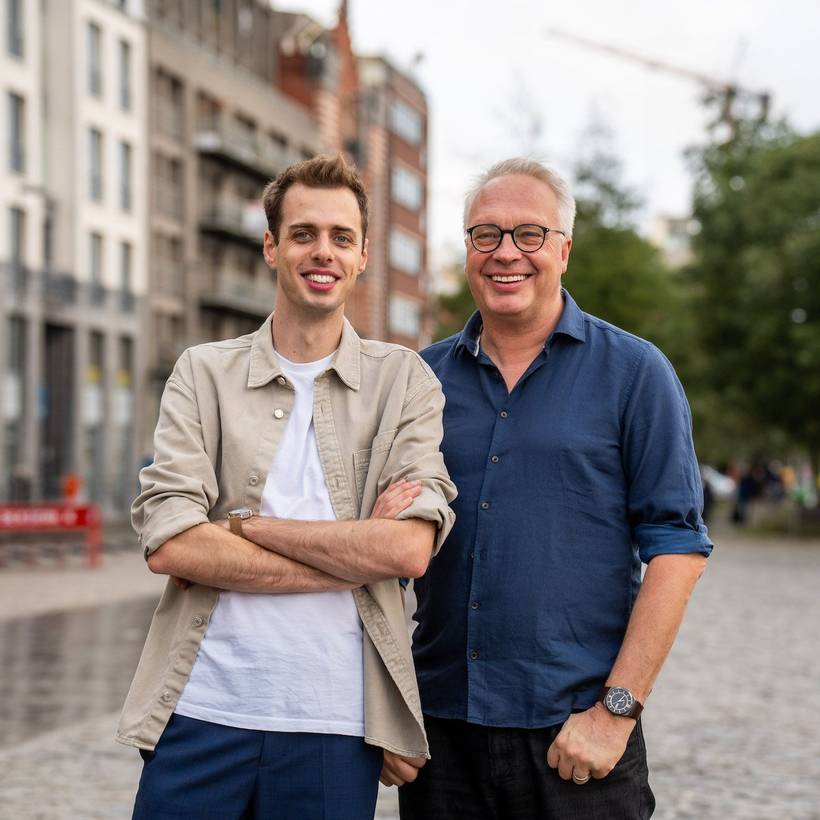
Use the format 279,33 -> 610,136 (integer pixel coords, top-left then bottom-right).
142,0 -> 320,459
649,214 -> 696,269
0,0 -> 146,513
275,3 -> 432,347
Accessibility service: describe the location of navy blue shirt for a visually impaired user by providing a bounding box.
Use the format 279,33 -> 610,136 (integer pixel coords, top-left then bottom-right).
415,290 -> 712,729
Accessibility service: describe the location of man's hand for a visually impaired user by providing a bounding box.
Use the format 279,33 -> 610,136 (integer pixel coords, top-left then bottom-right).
380,750 -> 427,787
371,479 -> 422,519
546,703 -> 635,784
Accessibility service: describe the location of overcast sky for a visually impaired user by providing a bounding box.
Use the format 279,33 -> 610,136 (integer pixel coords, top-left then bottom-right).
273,0 -> 820,265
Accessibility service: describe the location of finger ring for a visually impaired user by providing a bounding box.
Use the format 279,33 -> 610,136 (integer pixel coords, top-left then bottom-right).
572,773 -> 590,784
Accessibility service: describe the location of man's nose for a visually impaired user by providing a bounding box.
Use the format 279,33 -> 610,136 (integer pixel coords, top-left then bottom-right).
311,232 -> 334,261
492,232 -> 521,261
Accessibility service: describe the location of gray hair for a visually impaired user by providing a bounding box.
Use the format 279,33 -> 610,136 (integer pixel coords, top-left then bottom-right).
463,158 -> 577,237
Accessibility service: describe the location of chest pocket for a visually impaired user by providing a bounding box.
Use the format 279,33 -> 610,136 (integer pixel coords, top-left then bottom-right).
353,428 -> 398,509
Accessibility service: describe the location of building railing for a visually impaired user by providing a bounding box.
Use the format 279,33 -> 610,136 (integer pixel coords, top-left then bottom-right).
199,197 -> 266,245
194,125 -> 298,177
200,268 -> 277,318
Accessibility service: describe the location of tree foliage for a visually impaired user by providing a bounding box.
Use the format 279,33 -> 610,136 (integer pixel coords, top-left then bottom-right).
688,119 -> 820,466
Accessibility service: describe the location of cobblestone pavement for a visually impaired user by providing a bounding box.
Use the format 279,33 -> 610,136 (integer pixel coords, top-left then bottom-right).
1,530 -> 818,818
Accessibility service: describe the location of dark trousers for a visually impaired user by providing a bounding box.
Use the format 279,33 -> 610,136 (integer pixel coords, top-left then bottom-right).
399,715 -> 655,820
132,713 -> 382,820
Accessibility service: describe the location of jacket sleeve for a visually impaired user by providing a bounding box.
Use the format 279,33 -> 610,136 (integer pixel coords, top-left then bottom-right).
374,368 -> 457,556
131,350 -> 217,559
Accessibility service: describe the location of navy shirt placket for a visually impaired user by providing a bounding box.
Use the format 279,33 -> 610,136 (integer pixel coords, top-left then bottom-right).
466,350 -> 549,724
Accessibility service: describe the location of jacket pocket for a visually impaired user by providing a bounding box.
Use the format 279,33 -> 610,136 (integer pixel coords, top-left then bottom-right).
353,428 -> 398,506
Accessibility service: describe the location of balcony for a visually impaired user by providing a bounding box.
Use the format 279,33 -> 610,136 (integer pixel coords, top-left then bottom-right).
199,198 -> 267,248
2,261 -> 31,297
200,269 -> 277,319
194,126 -> 296,180
43,271 -> 78,307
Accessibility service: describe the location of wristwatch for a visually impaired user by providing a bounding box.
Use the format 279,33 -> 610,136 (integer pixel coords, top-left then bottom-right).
227,507 -> 254,537
598,686 -> 643,719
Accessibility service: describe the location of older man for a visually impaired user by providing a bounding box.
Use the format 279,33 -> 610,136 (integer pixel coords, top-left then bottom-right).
385,158 -> 712,819
120,155 -> 455,820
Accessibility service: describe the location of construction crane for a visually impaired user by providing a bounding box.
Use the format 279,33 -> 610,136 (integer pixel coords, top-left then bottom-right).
546,28 -> 770,137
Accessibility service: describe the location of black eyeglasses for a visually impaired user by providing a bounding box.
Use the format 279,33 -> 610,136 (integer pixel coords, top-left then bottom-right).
465,223 -> 567,253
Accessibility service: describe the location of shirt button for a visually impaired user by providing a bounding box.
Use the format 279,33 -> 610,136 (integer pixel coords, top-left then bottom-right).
499,410 -> 508,418
480,501 -> 490,510
273,408 -> 284,419
192,615 -> 204,628
161,691 -> 172,702
471,601 -> 480,610
276,376 -> 286,385
249,474 -> 259,486
470,650 -> 479,660
490,455 -> 499,463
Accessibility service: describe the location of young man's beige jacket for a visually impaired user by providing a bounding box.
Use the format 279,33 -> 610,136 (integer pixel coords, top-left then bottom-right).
117,314 -> 456,758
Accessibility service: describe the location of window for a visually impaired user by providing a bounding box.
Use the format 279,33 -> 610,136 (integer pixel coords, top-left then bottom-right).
391,165 -> 423,211
9,207 -> 25,263
119,39 -> 131,110
6,0 -> 23,57
89,128 -> 103,201
154,152 -> 183,220
389,99 -> 422,145
7,92 -> 24,172
155,69 -> 184,140
89,232 -> 104,285
389,294 -> 422,338
120,241 -> 132,292
87,21 -> 102,98
389,229 -> 422,275
119,141 -> 132,211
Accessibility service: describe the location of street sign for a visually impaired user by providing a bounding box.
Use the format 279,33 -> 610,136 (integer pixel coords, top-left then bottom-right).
0,504 -> 102,566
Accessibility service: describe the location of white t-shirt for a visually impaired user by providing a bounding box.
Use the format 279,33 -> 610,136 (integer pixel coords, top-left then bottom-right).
175,350 -> 365,736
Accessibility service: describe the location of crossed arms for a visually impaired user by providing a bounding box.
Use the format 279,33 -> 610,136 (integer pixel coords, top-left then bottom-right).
147,480 -> 433,593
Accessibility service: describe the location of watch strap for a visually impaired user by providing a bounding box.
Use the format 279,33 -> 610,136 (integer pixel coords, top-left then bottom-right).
229,516 -> 244,537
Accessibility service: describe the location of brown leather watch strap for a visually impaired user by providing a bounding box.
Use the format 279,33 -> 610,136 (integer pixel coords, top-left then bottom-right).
228,516 -> 244,537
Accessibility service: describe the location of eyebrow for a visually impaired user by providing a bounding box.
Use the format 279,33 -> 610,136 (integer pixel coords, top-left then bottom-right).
287,222 -> 357,235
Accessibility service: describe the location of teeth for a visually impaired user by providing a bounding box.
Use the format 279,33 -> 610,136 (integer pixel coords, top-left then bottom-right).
491,275 -> 527,283
305,274 -> 336,283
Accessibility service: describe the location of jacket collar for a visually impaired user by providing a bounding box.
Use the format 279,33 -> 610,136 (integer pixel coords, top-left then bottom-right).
248,313 -> 361,390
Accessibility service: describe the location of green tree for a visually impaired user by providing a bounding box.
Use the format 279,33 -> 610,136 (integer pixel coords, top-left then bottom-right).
688,119 -> 820,468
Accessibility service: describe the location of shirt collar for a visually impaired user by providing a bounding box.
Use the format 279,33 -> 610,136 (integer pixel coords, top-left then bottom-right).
248,313 -> 362,390
454,288 -> 587,358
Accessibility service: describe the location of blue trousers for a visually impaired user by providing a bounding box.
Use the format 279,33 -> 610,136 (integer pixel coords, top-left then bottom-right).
132,714 -> 382,820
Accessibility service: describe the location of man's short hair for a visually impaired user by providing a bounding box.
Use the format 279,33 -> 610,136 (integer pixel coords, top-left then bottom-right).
262,153 -> 369,243
463,158 -> 577,237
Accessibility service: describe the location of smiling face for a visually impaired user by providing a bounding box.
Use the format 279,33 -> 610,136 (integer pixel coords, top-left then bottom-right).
263,183 -> 368,320
465,174 -> 572,326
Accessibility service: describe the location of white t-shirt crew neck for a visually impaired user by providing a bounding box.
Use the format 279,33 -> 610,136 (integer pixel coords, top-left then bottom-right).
175,349 -> 365,736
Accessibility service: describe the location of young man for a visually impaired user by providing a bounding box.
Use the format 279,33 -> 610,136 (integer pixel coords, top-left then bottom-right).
385,159 -> 711,819
119,155 -> 455,820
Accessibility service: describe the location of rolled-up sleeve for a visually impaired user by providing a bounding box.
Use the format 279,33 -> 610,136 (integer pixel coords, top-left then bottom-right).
622,344 -> 713,563
131,351 -> 218,558
381,373 -> 457,556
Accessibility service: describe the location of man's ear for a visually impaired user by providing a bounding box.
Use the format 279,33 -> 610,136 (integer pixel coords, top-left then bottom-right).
263,230 -> 277,269
358,236 -> 368,274
560,236 -> 573,274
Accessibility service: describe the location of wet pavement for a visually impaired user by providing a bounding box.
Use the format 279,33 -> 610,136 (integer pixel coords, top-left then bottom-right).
0,530 -> 819,818
0,598 -> 156,746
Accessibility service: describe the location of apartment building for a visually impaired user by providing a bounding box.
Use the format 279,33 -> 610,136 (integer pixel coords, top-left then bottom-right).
275,5 -> 432,348
0,0 -> 147,513
358,55 -> 431,348
142,0 -> 320,459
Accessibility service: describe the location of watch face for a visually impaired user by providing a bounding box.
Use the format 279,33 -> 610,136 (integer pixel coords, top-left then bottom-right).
604,687 -> 635,715
228,507 -> 253,520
